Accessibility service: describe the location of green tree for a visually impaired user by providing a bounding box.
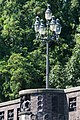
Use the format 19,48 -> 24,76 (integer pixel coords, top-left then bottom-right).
2,53 -> 36,100
49,62 -> 66,88
1,51 -> 45,100
65,18 -> 80,87
0,0 -> 80,101
65,44 -> 80,87
0,61 -> 8,102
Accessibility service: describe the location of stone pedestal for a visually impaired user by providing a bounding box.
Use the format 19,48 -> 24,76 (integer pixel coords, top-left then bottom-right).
1,87 -> 80,120
19,88 -> 65,120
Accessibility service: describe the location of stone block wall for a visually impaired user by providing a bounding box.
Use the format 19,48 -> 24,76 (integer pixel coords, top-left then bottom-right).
19,89 -> 65,120
0,86 -> 80,120
19,87 -> 80,120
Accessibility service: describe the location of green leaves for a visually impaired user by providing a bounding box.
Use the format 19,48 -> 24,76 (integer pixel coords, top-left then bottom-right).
0,0 -> 80,101
0,51 -> 45,100
65,44 -> 80,87
49,62 -> 66,88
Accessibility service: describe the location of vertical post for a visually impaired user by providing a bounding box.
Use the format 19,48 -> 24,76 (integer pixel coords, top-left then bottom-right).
46,41 -> 49,89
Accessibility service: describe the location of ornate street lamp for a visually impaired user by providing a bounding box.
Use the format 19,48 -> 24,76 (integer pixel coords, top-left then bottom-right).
34,4 -> 61,89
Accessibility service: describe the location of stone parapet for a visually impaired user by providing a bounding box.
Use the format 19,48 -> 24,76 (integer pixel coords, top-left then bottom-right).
19,88 -> 64,95
19,88 -> 64,120
0,86 -> 80,120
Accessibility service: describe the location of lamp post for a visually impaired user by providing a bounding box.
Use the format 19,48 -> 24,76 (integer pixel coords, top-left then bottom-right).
34,4 -> 61,89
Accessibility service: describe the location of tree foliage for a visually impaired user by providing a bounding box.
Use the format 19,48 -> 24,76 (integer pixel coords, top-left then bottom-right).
0,0 -> 80,101
65,44 -> 80,87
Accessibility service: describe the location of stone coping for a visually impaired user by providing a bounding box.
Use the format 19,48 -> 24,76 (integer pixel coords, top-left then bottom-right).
19,88 -> 64,96
64,86 -> 80,93
19,86 -> 80,96
0,99 -> 20,107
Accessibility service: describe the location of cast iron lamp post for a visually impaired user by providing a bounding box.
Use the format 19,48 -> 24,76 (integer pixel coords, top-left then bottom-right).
34,4 -> 61,89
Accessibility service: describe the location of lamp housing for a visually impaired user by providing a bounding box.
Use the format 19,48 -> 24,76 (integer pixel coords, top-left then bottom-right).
34,16 -> 40,33
55,19 -> 61,35
39,19 -> 45,35
50,16 -> 56,31
45,4 -> 52,20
